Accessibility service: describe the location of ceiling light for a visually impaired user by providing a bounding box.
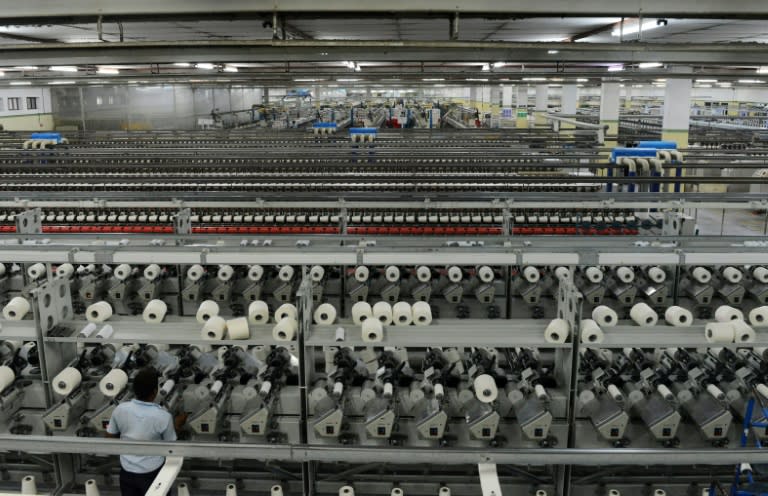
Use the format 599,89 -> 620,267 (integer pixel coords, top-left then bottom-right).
422,78 -> 445,81
50,66 -> 78,72
337,78 -> 361,82
757,67 -> 768,74
654,78 -> 667,82
481,64 -> 490,71
522,77 -> 546,81
173,62 -> 191,67
550,78 -> 564,82
294,78 -> 325,82
0,71 -> 4,77
222,65 -> 238,73
717,82 -> 732,87
48,80 -> 76,85
696,84 -> 712,88
547,50 -> 559,55
97,67 -> 119,75
13,66 -> 38,70
638,62 -> 663,69
10,81 -> 31,85
738,79 -> 765,84
576,78 -> 588,82
696,79 -> 717,83
195,63 -> 215,70
465,78 -> 489,82
612,20 -> 663,37
492,62 -> 505,68
607,65 -> 624,72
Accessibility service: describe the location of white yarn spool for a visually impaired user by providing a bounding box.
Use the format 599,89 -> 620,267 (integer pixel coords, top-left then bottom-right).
86,301 -> 113,323
3,296 -> 31,320
362,318 -> 384,342
476,265 -> 494,283
732,320 -> 756,343
56,263 -> 75,279
522,266 -> 540,283
544,318 -> 570,343
217,265 -> 235,282
372,301 -> 393,325
630,302 -> 658,327
21,476 -> 36,496
270,485 -> 284,496
274,303 -> 298,322
446,266 -> 463,283
657,384 -> 674,402
143,264 -> 161,281
584,266 -> 603,283
334,327 -> 345,342
474,374 -> 498,403
113,263 -> 132,281
691,267 -> 712,284
354,266 -> 370,283
339,486 -> 355,496
96,324 -> 114,339
615,266 -> 635,283
607,384 -> 624,403
227,317 -> 250,340
187,264 -> 205,282
310,265 -> 326,282
756,383 -> 768,400
226,483 -> 238,496
99,368 -> 128,397
278,265 -> 295,282
554,266 -> 570,280
202,316 -> 227,340
753,267 -> 768,284
85,480 -> 100,496
412,301 -> 432,326
247,300 -> 269,324
0,365 -> 15,393
706,384 -> 725,401
27,262 -> 47,281
664,306 -> 693,327
272,317 -> 298,341
351,301 -> 373,324
142,299 -> 168,323
53,367 -> 82,396
196,300 -> 220,324
384,265 -> 400,283
580,319 -> 605,344
715,305 -> 744,322
592,305 -> 618,327
415,265 -> 431,283
646,266 -> 667,284
705,322 -> 735,343
314,303 -> 337,325
392,301 -> 413,326
722,266 -> 743,284
749,306 -> 768,327
247,264 -> 264,282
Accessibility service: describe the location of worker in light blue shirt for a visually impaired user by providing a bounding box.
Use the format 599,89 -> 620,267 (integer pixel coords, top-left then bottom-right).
107,367 -> 187,496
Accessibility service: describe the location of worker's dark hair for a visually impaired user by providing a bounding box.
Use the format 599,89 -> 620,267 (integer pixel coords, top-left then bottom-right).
133,367 -> 159,401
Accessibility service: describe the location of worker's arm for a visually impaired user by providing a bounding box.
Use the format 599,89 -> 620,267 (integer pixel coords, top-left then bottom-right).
174,412 -> 188,433
105,409 -> 120,438
105,432 -> 119,439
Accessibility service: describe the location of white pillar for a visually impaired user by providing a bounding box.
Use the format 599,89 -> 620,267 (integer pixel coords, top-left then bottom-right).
502,85 -> 513,107
560,84 -> 578,129
534,84 -> 548,125
599,82 -> 621,145
515,86 -> 529,128
661,77 -> 692,147
623,84 -> 632,110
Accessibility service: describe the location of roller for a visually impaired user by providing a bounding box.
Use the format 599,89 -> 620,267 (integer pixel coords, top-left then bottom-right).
274,303 -> 298,322
143,264 -> 161,281
247,264 -> 264,282
646,266 -> 667,284
27,262 -> 47,281
584,266 -> 603,283
714,305 -> 744,322
372,301 -> 393,325
187,264 -> 205,282
446,266 -> 463,283
615,266 -> 635,283
392,301 -> 413,326
629,302 -> 658,327
476,265 -> 494,283
522,266 -> 540,283
415,265 -> 432,283
752,266 -> 768,284
554,266 -> 570,280
217,264 -> 235,282
278,265 -> 295,282
3,296 -> 31,320
354,266 -> 370,283
722,266 -> 743,284
314,303 -> 337,325
310,265 -> 325,282
112,263 -> 132,281
196,300 -> 220,324
56,263 -> 75,279
351,301 -> 373,324
691,266 -> 712,284
384,265 -> 400,283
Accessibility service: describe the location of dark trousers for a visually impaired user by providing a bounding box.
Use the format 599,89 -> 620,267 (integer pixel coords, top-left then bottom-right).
120,466 -> 163,496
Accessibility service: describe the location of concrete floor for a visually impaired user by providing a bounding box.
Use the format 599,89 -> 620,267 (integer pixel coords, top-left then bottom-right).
693,208 -> 768,236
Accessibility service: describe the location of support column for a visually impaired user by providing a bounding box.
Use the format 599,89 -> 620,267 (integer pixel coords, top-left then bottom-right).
623,84 -> 633,110
534,84 -> 548,126
661,77 -> 692,148
469,87 -> 479,109
599,81 -> 621,170
515,86 -> 529,128
560,84 -> 578,130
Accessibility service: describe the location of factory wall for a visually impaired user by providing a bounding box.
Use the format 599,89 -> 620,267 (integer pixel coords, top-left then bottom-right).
0,87 -> 54,131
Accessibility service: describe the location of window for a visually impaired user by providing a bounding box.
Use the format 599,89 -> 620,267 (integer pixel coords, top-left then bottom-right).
7,97 -> 20,111
26,97 -> 38,110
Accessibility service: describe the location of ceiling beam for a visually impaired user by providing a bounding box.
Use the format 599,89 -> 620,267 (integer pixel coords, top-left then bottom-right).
4,0 -> 768,19
3,40 -> 768,66
0,31 -> 59,43
564,22 -> 618,42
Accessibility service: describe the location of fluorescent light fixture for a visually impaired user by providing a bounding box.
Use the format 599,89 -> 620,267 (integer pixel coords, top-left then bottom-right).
492,62 -> 505,68
522,77 -> 546,81
481,63 -> 490,71
696,84 -> 712,88
222,65 -> 238,72
293,78 -> 325,82
422,78 -> 445,81
97,67 -> 119,75
0,71 -> 4,77
465,78 -> 489,82
548,84 -> 561,87
738,79 -> 765,84
717,82 -> 732,87
638,62 -> 663,69
337,78 -> 361,82
576,78 -> 588,82
195,63 -> 215,70
13,66 -> 38,70
612,20 -> 662,37
696,79 -> 717,83
654,78 -> 667,82
757,67 -> 768,74
547,50 -> 559,54
173,62 -> 191,67
10,81 -> 31,85
48,80 -> 76,85
607,65 -> 624,72
550,77 -> 564,82
50,66 -> 78,72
